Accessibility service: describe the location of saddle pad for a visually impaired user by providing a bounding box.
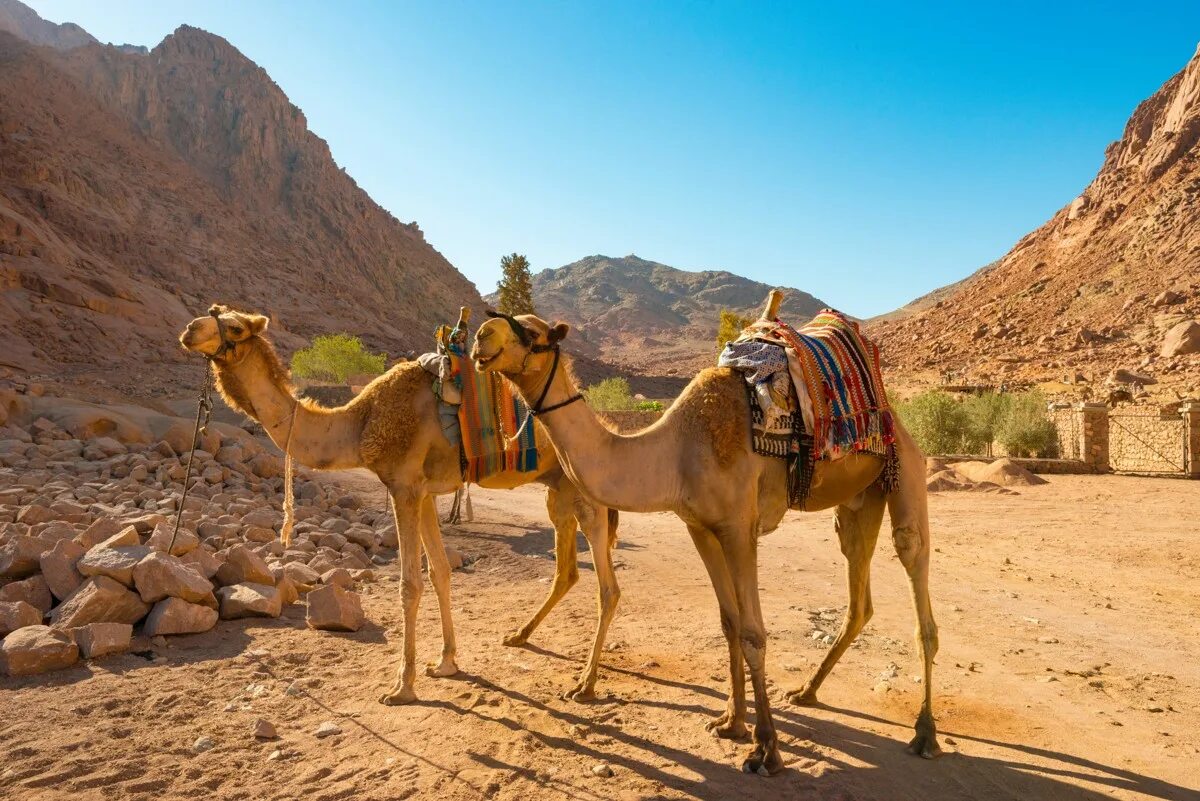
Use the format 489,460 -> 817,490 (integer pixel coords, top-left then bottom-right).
452,350 -> 539,483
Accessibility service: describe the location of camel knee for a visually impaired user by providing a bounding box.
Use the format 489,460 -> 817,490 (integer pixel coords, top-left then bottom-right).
891,525 -> 926,569
917,620 -> 939,659
400,575 -> 423,606
740,634 -> 766,670
599,584 -> 621,613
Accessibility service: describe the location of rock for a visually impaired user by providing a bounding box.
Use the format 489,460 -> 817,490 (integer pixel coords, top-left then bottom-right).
16,504 -> 56,525
97,526 -> 142,549
50,576 -> 150,629
0,600 -> 42,635
193,736 -> 216,753
145,524 -> 200,556
180,547 -> 223,580
76,517 -> 126,549
281,562 -> 320,586
132,551 -> 215,603
142,597 -> 219,636
253,719 -> 277,739
243,526 -> 276,543
275,576 -> 299,606
241,509 -> 279,529
77,545 -> 153,586
0,625 -> 79,676
1161,320 -> 1200,357
39,538 -> 86,601
305,584 -> 363,632
0,574 -> 54,613
320,568 -> 354,589
215,545 -> 275,586
216,582 -> 282,619
0,536 -> 46,579
1109,367 -> 1157,386
591,762 -> 614,778
314,721 -> 341,738
444,547 -> 466,570
73,621 -> 132,658
1151,290 -> 1185,307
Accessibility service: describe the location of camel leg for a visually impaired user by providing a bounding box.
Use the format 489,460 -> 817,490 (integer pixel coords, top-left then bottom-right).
888,424 -> 941,758
789,486 -> 885,706
687,523 -> 749,741
379,485 -> 424,705
503,486 -> 580,646
417,494 -> 458,678
564,502 -> 620,701
719,523 -> 783,775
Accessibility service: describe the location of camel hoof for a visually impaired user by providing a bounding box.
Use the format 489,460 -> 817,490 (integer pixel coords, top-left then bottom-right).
378,687 -> 417,706
562,683 -> 597,703
786,687 -> 820,707
705,715 -> 750,740
425,659 -> 459,678
908,730 -> 943,759
502,632 -> 529,647
740,736 -> 783,776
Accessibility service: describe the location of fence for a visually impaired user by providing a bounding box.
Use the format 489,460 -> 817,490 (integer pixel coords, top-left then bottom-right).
1109,412 -> 1189,475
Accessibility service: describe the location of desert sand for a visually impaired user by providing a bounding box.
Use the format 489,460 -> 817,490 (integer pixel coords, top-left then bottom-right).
1,473 -> 1197,801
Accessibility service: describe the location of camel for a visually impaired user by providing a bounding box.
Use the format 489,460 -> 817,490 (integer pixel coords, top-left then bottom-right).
178,305 -> 620,704
471,295 -> 939,775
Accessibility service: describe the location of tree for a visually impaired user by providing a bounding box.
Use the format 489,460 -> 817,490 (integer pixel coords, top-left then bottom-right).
997,391 -> 1059,457
291,333 -> 386,384
496,253 -> 536,316
717,309 -> 753,351
583,377 -> 636,411
893,390 -> 970,456
961,392 -> 1011,456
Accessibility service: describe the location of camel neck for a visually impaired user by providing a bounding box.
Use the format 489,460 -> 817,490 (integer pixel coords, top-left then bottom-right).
509,354 -> 678,513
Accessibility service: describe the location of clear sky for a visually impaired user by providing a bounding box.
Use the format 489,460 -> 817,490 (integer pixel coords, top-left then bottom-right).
28,1 -> 1200,316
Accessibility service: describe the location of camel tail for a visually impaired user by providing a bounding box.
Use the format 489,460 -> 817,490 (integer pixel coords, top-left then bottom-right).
607,508 -> 619,546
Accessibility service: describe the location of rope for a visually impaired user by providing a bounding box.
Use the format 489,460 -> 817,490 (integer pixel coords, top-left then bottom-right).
167,362 -> 214,556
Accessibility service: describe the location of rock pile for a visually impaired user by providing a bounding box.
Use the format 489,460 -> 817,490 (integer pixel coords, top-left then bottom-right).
0,408 -> 385,675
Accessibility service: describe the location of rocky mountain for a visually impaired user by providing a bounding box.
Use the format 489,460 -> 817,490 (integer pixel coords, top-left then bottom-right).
870,45 -> 1200,398
0,2 -> 486,401
488,254 -> 830,376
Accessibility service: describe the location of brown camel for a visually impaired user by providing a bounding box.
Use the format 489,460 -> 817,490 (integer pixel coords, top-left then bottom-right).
178,306 -> 620,704
471,296 -> 939,775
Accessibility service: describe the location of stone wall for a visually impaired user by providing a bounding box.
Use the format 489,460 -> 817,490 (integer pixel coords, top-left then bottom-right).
1108,411 -> 1188,474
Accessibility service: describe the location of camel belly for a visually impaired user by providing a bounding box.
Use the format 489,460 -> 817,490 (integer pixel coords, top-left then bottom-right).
801,453 -> 883,511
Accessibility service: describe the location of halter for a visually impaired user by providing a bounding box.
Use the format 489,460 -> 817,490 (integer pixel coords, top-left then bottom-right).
207,305 -> 236,361
488,317 -> 584,445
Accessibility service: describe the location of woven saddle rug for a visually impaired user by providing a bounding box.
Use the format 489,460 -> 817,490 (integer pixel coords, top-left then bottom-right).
450,348 -> 539,483
727,309 -> 899,507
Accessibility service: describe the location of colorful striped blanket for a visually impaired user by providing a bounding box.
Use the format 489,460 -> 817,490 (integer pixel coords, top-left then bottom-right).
449,349 -> 539,483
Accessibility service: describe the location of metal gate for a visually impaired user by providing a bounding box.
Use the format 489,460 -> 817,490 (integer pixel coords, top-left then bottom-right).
1109,413 -> 1188,475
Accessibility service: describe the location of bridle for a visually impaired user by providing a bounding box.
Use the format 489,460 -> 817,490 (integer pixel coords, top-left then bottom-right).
484,310 -> 583,443
207,305 -> 236,361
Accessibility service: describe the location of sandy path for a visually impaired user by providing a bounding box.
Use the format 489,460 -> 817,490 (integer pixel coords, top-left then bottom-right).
1,474 -> 1197,800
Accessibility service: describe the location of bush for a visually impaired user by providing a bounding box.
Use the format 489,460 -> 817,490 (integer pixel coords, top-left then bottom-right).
291,333 -> 386,384
717,309 -> 753,351
894,390 -> 970,456
584,377 -> 636,411
961,392 -> 1011,456
997,391 -> 1058,457
635,400 -> 664,412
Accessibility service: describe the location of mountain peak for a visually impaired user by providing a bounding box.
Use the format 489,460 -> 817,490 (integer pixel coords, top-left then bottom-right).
0,0 -> 97,50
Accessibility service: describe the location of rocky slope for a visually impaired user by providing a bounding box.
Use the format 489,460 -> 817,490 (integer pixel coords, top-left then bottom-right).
489,254 -> 830,376
870,46 -> 1200,399
0,3 -> 486,402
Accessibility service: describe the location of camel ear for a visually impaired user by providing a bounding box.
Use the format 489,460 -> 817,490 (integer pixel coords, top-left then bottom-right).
246,314 -> 269,334
547,321 -> 570,344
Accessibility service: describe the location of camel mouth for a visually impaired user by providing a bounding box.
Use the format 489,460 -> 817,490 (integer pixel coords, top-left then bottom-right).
473,347 -> 502,369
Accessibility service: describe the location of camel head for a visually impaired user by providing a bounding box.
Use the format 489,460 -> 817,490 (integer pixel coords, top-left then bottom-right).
471,311 -> 569,378
179,305 -> 270,363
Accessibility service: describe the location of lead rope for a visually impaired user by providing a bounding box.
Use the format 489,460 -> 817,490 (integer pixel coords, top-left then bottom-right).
167,362 -> 214,555
279,399 -> 298,548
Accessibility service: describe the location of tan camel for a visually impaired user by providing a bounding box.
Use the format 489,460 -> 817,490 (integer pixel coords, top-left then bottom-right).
472,296 -> 939,775
178,306 -> 620,704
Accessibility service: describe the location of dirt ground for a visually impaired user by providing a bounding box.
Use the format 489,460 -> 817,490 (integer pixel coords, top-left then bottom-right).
2,473 -> 1198,801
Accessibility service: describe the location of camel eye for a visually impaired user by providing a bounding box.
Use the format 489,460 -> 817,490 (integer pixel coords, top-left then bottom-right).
229,325 -> 243,335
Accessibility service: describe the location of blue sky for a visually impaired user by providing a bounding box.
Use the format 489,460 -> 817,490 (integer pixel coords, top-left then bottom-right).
30,1 -> 1200,316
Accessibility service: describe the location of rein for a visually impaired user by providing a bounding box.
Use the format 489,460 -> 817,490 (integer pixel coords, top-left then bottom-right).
504,345 -> 583,445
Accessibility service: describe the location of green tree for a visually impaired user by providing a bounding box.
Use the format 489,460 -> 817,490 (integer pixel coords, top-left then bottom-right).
894,390 -> 970,456
583,377 -> 636,411
997,391 -> 1058,457
717,309 -> 753,351
496,252 -> 536,316
291,333 -> 386,384
961,392 -> 1011,456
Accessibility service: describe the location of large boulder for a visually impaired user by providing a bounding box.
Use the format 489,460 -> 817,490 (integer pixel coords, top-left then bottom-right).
1,625 -> 79,676
0,536 -> 46,579
0,574 -> 54,613
281,561 -> 320,587
305,584 -> 363,632
1108,367 -> 1157,386
216,583 -> 282,619
50,576 -> 150,629
40,539 -> 86,601
214,545 -> 274,586
73,622 -> 132,659
131,552 -> 214,604
144,523 -> 200,556
142,597 -> 219,636
77,545 -> 153,586
1161,320 -> 1200,357
0,600 -> 42,636
179,548 -> 222,580
76,517 -> 126,550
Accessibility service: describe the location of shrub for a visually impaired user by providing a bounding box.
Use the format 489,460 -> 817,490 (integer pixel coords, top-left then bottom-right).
716,309 -> 753,351
894,390 -> 969,456
635,400 -> 665,412
291,333 -> 386,384
997,391 -> 1058,457
583,377 -> 636,411
961,392 -> 1011,456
